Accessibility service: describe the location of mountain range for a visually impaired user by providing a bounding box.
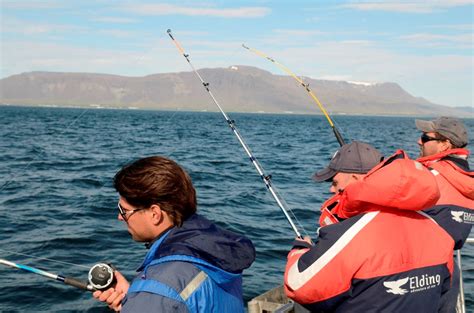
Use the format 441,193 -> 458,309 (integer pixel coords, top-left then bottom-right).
0,66 -> 472,117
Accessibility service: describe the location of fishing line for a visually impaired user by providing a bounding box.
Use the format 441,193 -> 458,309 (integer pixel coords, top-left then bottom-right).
0,248 -> 91,269
160,109 -> 196,157
0,109 -> 185,223
242,44 -> 345,147
0,108 -> 92,193
167,29 -> 307,238
1,93 -> 186,195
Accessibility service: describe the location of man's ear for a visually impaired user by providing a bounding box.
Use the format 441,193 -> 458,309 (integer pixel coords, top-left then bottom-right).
149,204 -> 163,225
439,140 -> 453,152
351,173 -> 364,181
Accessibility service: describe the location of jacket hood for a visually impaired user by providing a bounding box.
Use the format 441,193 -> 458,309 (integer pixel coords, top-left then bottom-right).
430,162 -> 474,200
417,148 -> 473,200
338,150 -> 440,219
146,213 -> 255,274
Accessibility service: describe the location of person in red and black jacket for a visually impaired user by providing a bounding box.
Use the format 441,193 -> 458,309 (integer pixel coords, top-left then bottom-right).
415,116 -> 473,313
415,117 -> 473,248
284,141 -> 455,313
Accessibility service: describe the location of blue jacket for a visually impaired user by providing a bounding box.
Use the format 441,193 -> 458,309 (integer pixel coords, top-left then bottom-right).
121,213 -> 256,312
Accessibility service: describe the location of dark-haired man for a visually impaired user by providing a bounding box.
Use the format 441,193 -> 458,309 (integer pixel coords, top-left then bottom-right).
93,156 -> 255,312
284,141 -> 455,312
415,117 -> 473,312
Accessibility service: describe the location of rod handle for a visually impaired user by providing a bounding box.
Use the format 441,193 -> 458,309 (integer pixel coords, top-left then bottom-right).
333,127 -> 345,146
64,277 -> 92,291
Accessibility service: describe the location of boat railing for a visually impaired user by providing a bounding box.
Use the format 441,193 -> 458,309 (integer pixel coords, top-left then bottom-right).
458,237 -> 473,313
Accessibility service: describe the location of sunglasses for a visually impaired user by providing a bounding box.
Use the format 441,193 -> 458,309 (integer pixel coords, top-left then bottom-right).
420,133 -> 441,144
117,202 -> 144,221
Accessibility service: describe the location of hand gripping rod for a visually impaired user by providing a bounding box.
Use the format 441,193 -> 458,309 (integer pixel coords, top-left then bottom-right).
0,259 -> 93,291
242,44 -> 345,147
167,29 -> 302,238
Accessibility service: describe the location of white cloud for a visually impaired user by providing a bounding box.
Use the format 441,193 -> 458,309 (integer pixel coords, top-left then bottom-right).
98,29 -> 137,38
1,0 -> 65,10
342,0 -> 473,13
1,17 -> 144,40
259,28 -> 383,48
273,29 -> 326,37
91,17 -> 139,24
400,33 -> 472,47
167,30 -> 210,37
340,40 -> 372,45
120,3 -> 271,18
318,74 -> 353,81
426,24 -> 473,31
2,17 -> 88,35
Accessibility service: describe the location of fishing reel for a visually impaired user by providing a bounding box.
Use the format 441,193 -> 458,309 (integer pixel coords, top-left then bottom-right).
88,263 -> 116,291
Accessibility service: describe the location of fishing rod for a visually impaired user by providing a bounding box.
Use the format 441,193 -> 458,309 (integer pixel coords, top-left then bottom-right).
0,259 -> 115,291
167,29 -> 304,238
242,44 -> 345,147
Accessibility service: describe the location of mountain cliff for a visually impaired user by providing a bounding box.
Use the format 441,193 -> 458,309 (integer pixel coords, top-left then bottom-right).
0,66 -> 471,117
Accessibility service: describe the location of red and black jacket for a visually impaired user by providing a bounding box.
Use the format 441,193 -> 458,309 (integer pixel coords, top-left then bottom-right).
284,152 -> 454,312
418,149 -> 473,249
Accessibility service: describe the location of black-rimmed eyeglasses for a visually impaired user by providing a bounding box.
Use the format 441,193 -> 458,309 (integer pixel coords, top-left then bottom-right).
420,133 -> 441,144
117,202 -> 144,221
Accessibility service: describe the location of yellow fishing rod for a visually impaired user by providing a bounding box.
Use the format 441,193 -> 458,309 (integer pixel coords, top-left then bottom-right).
242,44 -> 345,146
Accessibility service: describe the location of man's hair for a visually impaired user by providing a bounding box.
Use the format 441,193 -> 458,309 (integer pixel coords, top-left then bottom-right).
114,156 -> 197,226
434,133 -> 455,146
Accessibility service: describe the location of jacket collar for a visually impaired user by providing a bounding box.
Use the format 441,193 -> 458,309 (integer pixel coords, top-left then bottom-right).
417,148 -> 469,168
139,229 -> 173,271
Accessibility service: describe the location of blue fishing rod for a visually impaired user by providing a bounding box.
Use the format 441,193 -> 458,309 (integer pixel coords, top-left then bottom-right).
167,29 -> 305,238
0,258 -> 115,291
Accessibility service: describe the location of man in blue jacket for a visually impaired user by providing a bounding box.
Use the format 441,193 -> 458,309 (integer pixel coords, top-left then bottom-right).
93,156 -> 255,312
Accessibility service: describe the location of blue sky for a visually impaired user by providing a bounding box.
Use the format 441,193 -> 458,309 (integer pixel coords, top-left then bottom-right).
1,0 -> 472,108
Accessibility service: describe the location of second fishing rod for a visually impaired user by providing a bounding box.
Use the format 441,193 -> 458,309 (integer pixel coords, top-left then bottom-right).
242,44 -> 345,147
167,29 -> 305,239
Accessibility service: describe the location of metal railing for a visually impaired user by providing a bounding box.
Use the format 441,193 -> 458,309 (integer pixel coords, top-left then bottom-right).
459,237 -> 473,313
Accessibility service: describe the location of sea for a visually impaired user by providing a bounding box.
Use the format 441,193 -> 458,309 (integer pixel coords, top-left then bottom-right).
0,105 -> 473,312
